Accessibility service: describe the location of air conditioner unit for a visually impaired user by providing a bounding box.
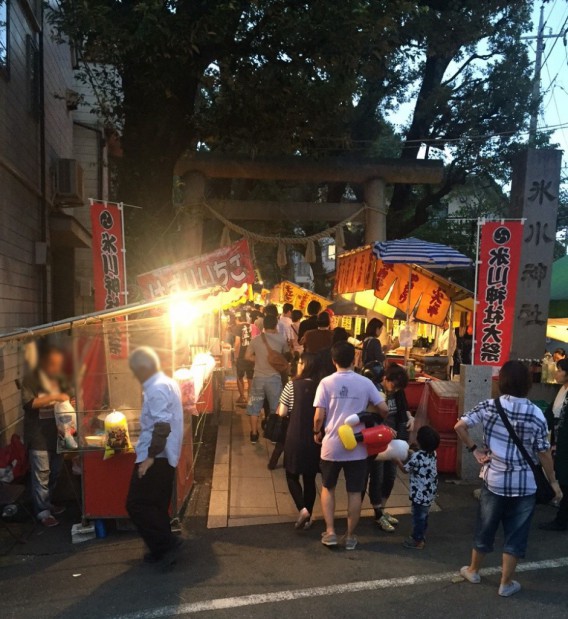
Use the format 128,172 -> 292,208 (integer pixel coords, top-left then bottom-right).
54,158 -> 84,206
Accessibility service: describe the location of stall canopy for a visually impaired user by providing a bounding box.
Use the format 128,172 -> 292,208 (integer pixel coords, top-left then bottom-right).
549,255 -> 568,319
270,281 -> 332,313
335,244 -> 473,326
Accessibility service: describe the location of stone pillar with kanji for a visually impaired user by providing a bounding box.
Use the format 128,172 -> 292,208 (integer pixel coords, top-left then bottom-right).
508,149 -> 562,361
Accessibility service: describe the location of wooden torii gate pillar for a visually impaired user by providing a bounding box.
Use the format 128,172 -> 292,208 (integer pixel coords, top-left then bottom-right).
174,155 -> 444,256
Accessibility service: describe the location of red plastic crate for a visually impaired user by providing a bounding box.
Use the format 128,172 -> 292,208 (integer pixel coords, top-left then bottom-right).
405,381 -> 426,411
436,432 -> 457,474
428,382 -> 460,432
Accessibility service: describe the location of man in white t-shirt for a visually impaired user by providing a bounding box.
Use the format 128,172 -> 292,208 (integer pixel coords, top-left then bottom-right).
313,341 -> 388,550
277,302 -> 294,343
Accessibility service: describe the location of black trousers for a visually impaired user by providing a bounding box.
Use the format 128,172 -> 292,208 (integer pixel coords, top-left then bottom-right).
286,471 -> 317,514
363,457 -> 397,506
555,483 -> 568,526
126,458 -> 176,557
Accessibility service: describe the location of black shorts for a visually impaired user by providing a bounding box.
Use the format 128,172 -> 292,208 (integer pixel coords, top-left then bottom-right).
236,358 -> 254,379
320,459 -> 368,493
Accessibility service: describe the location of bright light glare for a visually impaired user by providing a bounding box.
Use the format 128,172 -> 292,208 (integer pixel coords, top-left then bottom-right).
169,299 -> 200,326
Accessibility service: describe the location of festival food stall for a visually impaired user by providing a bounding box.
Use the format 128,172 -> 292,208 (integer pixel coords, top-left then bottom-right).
270,280 -> 332,314
335,240 -> 473,473
0,286 -> 245,521
335,241 -> 473,376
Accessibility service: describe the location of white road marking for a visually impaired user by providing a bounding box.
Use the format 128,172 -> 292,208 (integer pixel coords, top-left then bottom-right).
118,556 -> 568,619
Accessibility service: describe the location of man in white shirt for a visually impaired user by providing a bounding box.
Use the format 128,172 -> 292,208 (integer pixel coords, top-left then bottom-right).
313,342 -> 388,550
278,302 -> 294,343
126,347 -> 184,567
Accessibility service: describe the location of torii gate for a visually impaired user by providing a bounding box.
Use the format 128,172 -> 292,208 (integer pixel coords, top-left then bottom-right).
174,154 -> 444,256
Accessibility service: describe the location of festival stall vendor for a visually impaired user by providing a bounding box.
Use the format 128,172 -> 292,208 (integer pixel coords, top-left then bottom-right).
0,286 -> 244,522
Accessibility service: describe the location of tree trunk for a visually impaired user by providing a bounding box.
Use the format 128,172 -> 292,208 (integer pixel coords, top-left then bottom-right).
388,49 -> 454,236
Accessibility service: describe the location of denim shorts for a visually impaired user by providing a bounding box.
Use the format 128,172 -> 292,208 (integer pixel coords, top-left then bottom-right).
474,485 -> 536,558
247,375 -> 282,417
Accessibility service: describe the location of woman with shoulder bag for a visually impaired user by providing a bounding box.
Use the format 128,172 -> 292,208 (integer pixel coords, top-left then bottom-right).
276,353 -> 324,530
455,361 -> 562,597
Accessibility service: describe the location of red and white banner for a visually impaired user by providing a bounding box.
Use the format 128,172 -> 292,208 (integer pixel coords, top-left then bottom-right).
474,221 -> 523,366
90,201 -> 127,358
137,239 -> 255,300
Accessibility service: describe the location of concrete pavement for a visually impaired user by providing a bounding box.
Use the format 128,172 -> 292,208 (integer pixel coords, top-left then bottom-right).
2,415 -> 568,619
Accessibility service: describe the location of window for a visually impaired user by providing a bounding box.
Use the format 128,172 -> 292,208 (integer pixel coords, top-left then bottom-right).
0,0 -> 8,76
26,34 -> 40,118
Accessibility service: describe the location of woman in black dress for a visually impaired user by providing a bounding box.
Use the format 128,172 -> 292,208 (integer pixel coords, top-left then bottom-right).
277,353 -> 323,530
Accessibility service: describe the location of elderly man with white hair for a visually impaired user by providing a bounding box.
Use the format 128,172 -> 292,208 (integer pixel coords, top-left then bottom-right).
126,346 -> 184,567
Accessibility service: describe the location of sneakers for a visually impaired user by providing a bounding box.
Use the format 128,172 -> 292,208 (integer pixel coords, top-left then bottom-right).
41,515 -> 60,528
376,515 -> 396,532
383,511 -> 399,526
295,508 -> 311,530
321,532 -> 338,547
250,432 -> 259,444
343,535 -> 358,551
459,566 -> 481,584
538,520 -> 567,531
402,537 -> 425,550
498,581 -> 521,597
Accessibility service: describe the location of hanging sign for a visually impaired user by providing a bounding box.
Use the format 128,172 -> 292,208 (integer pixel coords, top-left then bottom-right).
90,201 -> 127,311
137,239 -> 255,300
474,221 -> 524,366
415,280 -> 451,327
90,201 -> 127,358
335,248 -> 375,294
278,281 -> 331,313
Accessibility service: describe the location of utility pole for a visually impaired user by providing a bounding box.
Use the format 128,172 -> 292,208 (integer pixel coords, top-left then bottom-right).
522,4 -> 568,142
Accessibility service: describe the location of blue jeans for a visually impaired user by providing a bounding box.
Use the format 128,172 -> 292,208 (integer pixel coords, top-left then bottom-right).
474,485 -> 536,558
29,449 -> 64,520
411,502 -> 430,542
247,375 -> 282,417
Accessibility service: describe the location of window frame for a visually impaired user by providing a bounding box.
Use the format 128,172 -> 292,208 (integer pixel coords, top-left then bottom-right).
0,0 -> 9,79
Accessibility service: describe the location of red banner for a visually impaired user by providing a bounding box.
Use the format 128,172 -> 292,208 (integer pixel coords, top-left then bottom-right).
90,201 -> 127,311
474,221 -> 523,366
90,201 -> 127,358
137,239 -> 255,300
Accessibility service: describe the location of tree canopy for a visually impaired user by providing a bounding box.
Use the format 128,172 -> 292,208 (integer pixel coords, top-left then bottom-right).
49,0 -> 543,280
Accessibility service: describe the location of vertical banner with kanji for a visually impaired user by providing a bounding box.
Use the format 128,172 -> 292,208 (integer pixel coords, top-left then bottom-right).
90,201 -> 127,357
473,221 -> 523,366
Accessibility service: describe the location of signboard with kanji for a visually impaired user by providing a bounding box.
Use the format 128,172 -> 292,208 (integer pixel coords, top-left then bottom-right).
137,239 -> 255,300
473,221 -> 523,366
90,201 -> 127,358
90,201 -> 127,311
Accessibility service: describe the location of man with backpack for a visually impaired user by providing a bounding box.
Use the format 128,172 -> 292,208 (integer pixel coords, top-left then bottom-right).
245,314 -> 289,444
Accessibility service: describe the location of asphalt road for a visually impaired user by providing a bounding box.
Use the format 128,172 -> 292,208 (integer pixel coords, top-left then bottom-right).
2,421 -> 568,619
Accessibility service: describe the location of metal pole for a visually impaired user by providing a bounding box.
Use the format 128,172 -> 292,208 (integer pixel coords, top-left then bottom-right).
529,4 -> 545,142
471,218 -> 483,362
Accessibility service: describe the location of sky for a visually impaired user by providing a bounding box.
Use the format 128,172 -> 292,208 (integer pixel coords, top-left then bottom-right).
386,1 -> 568,176
532,0 -> 568,167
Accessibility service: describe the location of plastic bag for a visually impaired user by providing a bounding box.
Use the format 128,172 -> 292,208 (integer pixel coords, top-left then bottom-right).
103,410 -> 133,460
54,401 -> 78,450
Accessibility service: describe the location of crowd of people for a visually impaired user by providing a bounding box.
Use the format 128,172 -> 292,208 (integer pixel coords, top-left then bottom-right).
18,304 -> 568,589
223,302 -> 566,597
225,301 -> 441,550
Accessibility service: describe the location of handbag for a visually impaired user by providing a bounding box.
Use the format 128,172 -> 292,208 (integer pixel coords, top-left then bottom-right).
261,334 -> 290,374
494,398 -> 556,505
264,414 -> 289,444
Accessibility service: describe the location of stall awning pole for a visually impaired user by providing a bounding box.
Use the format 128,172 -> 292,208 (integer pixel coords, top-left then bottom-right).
0,287 -> 221,344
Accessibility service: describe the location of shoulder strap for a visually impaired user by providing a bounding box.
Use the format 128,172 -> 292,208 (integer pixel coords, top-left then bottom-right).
261,333 -> 274,354
494,398 -> 538,473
